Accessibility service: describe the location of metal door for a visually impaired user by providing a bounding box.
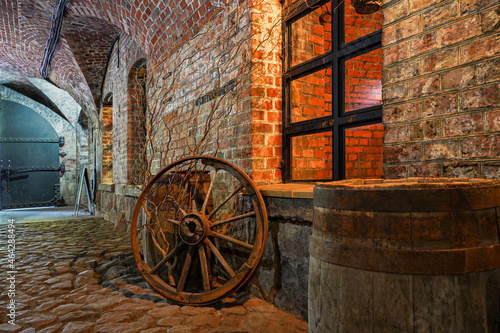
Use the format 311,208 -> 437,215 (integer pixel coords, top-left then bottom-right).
0,100 -> 64,209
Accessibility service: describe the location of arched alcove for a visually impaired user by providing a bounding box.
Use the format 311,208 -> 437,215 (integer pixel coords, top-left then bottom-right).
127,59 -> 148,185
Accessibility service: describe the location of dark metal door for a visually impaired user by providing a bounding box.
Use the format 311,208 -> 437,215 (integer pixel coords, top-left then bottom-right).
0,100 -> 63,209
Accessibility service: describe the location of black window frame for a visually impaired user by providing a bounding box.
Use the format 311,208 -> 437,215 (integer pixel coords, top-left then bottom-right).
282,0 -> 383,182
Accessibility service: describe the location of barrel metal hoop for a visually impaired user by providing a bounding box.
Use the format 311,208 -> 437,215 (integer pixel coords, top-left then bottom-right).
310,236 -> 500,275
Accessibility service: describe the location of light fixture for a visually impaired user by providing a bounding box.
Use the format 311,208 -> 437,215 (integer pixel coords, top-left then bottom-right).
352,0 -> 382,15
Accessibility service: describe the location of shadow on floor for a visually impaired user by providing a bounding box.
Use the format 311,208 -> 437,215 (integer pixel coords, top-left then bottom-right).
0,205 -> 93,223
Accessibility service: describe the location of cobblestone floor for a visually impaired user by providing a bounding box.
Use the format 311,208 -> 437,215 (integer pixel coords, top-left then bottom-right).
0,210 -> 308,333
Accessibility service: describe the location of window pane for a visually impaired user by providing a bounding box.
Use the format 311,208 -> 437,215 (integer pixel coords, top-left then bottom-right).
292,132 -> 333,180
344,48 -> 382,112
344,0 -> 383,44
345,123 -> 384,179
291,67 -> 332,123
291,2 -> 332,67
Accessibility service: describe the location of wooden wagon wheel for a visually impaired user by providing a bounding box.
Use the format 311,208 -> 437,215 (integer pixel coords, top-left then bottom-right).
131,156 -> 268,305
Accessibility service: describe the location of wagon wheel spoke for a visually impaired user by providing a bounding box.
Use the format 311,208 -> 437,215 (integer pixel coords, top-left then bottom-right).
211,231 -> 254,250
198,244 -> 211,291
177,246 -> 194,292
205,238 -> 235,278
151,242 -> 184,274
201,169 -> 218,214
212,211 -> 256,227
208,184 -> 243,220
166,219 -> 180,226
191,199 -> 199,213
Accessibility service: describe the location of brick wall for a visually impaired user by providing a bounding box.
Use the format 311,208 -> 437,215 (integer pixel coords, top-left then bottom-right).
345,123 -> 384,178
62,16 -> 122,107
344,1 -> 384,179
149,2 -> 254,174
345,0 -> 383,43
101,33 -> 146,186
345,49 -> 383,112
383,0 -> 500,179
98,32 -> 146,225
292,132 -> 333,180
249,0 -> 282,183
97,2 -> 265,220
101,0 -> 280,188
0,0 -> 98,122
101,106 -> 113,183
127,60 -> 147,185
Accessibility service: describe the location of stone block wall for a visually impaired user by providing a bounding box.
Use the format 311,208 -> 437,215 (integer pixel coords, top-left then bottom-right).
383,0 -> 500,179
252,196 -> 314,321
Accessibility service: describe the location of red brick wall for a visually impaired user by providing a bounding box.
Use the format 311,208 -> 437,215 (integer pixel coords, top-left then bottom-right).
291,68 -> 333,122
1,0 -> 224,127
291,132 -> 333,180
345,49 -> 383,112
344,0 -> 384,179
345,123 -> 384,178
289,2 -> 332,67
97,2 -> 277,187
383,0 -> 500,179
344,0 -> 383,44
249,0 -> 283,184
286,3 -> 332,181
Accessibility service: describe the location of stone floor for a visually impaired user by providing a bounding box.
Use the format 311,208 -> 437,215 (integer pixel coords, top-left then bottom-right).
0,208 -> 308,333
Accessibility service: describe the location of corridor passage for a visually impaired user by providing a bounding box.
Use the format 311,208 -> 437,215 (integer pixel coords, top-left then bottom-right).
0,208 -> 308,332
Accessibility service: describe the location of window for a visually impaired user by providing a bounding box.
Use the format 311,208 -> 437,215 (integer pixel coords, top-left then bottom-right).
282,0 -> 383,181
101,93 -> 113,184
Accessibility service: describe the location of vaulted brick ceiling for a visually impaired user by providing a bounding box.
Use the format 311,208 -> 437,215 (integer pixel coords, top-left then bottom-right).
62,16 -> 121,107
0,0 -> 121,112
0,0 -> 218,115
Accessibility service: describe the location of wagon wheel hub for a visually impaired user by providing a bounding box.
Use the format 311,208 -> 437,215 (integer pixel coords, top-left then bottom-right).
179,213 -> 209,245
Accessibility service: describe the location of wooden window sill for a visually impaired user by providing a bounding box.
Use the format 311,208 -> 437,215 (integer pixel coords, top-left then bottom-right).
257,183 -> 314,199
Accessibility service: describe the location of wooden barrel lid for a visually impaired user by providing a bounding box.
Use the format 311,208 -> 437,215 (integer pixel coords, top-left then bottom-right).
314,178 -> 500,212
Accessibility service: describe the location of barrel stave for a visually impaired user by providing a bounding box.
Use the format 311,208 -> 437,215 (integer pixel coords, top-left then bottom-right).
309,178 -> 500,333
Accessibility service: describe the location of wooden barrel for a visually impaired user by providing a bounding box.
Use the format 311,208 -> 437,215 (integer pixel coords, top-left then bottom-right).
309,178 -> 500,333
